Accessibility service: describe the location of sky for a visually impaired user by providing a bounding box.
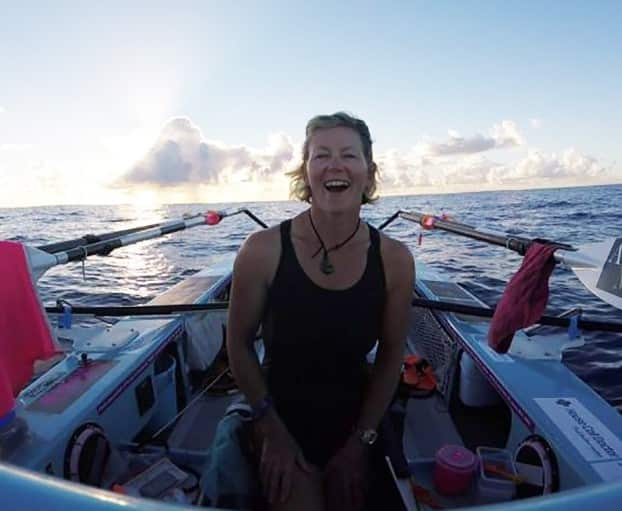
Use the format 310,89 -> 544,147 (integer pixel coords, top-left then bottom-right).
1,1 -> 621,208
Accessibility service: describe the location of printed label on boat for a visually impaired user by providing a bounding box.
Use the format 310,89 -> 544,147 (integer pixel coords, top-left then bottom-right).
592,460 -> 622,482
535,397 -> 622,463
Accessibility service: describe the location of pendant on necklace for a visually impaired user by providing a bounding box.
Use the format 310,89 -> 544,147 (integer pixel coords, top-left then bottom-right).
320,251 -> 335,275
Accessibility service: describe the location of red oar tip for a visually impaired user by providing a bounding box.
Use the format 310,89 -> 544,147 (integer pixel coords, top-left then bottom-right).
421,214 -> 436,230
205,211 -> 222,225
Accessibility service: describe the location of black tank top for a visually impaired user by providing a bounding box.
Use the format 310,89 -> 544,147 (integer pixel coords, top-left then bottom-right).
261,219 -> 386,465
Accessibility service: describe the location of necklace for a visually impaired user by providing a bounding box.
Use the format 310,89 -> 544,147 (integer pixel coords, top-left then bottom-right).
308,211 -> 361,275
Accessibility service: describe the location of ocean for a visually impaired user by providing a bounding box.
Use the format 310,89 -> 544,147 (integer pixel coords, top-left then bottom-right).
1,184 -> 621,411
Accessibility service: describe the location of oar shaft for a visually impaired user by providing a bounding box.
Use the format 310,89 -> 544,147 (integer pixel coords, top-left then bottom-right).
410,298 -> 622,333
402,210 -> 597,268
554,250 -> 601,269
30,213 -> 217,278
58,215 -> 210,263
400,210 -> 578,257
36,223 -> 163,254
43,298 -> 622,333
400,211 -> 532,254
28,208 -> 271,279
45,302 -> 229,315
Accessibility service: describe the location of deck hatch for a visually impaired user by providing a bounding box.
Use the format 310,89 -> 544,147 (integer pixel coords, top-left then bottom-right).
420,279 -> 489,323
420,279 -> 478,303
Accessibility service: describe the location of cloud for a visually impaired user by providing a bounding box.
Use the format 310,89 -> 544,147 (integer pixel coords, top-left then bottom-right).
0,106 -> 5,113
376,120 -> 617,191
375,147 -> 614,194
377,149 -> 433,188
530,118 -> 541,128
119,117 -> 296,187
441,155 -> 505,186
420,120 -> 524,157
115,117 -> 616,198
376,151 -> 506,190
449,149 -> 611,186
506,148 -> 608,181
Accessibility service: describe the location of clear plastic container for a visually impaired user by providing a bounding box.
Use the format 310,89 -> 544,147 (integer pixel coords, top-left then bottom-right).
476,447 -> 518,504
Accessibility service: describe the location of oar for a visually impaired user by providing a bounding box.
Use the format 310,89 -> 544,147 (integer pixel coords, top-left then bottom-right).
36,222 -> 166,254
26,207 -> 269,281
37,208 -> 269,256
396,210 -> 622,311
41,299 -> 622,333
26,211 -> 226,281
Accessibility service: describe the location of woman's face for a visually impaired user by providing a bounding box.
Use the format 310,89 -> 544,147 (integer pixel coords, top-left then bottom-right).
305,126 -> 371,213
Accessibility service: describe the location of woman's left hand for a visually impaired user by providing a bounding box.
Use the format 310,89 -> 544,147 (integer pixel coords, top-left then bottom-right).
324,433 -> 370,511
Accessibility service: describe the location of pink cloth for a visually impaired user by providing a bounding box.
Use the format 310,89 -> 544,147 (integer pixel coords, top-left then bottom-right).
0,241 -> 57,417
488,243 -> 558,353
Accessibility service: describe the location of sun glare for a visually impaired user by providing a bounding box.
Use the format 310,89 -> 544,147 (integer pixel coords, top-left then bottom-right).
133,190 -> 159,209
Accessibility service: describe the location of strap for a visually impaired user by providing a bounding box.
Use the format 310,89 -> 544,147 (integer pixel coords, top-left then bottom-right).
368,224 -> 387,293
368,224 -> 380,250
279,220 -> 293,256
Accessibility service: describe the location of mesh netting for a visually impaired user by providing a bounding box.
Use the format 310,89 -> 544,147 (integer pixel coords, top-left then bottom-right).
408,305 -> 459,399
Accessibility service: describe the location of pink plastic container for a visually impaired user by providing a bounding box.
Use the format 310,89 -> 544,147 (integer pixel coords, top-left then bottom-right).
433,445 -> 478,495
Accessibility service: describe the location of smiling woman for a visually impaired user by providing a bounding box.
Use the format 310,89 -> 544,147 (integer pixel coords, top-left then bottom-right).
287,112 -> 379,205
226,112 -> 415,511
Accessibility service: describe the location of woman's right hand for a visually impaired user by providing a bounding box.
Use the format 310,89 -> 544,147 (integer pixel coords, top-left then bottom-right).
256,412 -> 313,504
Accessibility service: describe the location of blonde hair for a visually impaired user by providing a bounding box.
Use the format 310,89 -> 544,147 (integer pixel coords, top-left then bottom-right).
287,112 -> 379,204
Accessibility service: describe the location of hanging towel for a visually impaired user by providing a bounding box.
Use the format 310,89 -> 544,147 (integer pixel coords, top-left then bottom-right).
488,243 -> 558,353
0,241 -> 57,417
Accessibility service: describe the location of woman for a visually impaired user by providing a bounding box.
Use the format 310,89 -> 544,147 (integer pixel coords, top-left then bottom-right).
227,112 -> 414,511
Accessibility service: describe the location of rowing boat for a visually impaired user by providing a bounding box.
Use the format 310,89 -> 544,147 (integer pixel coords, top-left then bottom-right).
1,208 -> 621,510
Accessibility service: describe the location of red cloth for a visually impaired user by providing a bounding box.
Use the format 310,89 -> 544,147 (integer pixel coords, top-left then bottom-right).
488,243 -> 558,353
0,241 -> 57,417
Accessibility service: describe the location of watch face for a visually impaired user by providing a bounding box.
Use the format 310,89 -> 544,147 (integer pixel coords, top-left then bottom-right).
360,429 -> 378,445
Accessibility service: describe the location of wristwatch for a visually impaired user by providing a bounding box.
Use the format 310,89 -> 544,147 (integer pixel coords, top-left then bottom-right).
357,428 -> 378,446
